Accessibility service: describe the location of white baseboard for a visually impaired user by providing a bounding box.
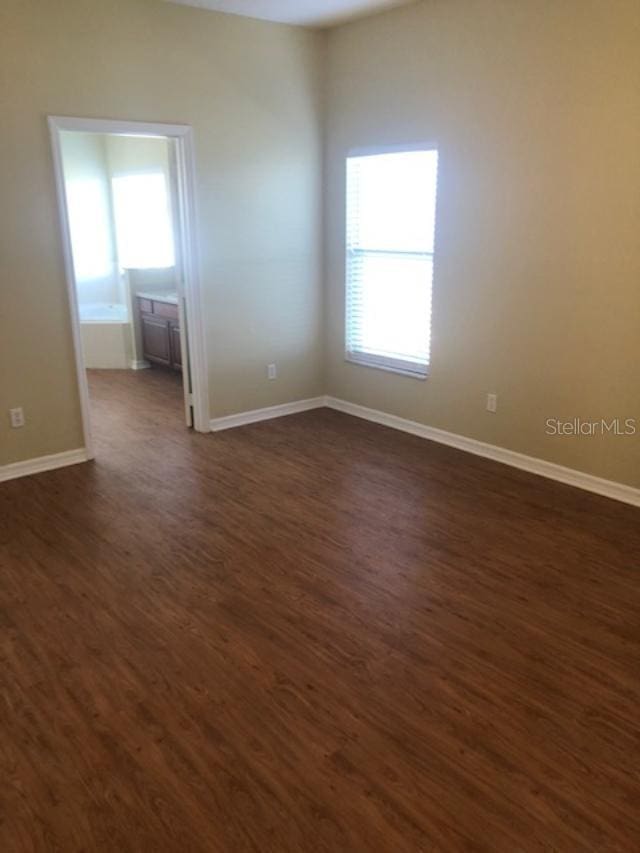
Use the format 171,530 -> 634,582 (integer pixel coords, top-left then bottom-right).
0,448 -> 91,484
210,396 -> 326,432
130,359 -> 150,370
208,394 -> 639,506
4,398 -> 637,507
325,397 -> 640,508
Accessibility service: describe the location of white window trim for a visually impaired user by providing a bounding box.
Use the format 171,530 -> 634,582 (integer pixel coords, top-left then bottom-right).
345,351 -> 431,379
344,142 -> 438,381
347,141 -> 438,157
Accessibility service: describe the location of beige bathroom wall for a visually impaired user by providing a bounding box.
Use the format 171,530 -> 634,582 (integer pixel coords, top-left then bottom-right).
0,0 -> 324,464
324,0 -> 640,487
105,135 -> 171,180
58,131 -> 122,311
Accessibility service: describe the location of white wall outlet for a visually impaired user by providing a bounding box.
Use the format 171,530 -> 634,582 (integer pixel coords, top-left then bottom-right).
267,363 -> 277,380
9,407 -> 25,428
486,393 -> 498,414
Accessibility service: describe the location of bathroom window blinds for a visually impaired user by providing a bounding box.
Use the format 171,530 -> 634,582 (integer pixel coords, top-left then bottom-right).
345,148 -> 438,377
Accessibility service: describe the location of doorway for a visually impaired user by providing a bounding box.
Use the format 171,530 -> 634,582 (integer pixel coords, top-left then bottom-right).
49,117 -> 209,458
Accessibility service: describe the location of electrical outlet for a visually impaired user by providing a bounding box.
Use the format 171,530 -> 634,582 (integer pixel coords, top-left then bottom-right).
267,363 -> 277,380
9,407 -> 25,428
486,393 -> 498,414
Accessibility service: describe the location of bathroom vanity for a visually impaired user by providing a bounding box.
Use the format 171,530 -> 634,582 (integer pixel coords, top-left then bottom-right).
136,292 -> 182,371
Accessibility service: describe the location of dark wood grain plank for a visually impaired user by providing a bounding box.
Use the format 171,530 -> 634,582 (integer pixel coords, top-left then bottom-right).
0,368 -> 638,851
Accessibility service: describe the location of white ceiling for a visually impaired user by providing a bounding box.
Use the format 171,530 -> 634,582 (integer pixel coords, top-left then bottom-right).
165,0 -> 415,28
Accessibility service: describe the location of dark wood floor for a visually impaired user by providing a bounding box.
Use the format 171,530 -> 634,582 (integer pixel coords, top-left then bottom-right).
1,368 -> 638,851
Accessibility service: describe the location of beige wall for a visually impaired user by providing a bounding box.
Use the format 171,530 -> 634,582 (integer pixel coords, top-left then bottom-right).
324,0 -> 640,487
0,0 -> 324,464
2,0 -> 638,489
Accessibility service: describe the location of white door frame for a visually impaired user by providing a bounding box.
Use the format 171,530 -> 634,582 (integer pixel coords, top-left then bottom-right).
48,115 -> 210,458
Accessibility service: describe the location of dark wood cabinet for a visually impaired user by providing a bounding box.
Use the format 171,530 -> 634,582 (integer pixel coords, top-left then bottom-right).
141,314 -> 171,366
169,322 -> 182,369
137,297 -> 182,371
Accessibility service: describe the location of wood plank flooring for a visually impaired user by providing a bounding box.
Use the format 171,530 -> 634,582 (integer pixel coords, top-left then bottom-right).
1,367 -> 639,851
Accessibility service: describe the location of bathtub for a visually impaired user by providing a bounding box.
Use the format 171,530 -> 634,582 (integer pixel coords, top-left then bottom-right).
79,301 -> 129,323
79,302 -> 133,368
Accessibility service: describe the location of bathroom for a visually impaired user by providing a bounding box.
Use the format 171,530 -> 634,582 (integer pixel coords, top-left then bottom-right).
59,130 -> 179,372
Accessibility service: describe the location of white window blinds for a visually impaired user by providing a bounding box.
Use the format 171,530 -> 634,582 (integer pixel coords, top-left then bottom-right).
345,148 -> 439,377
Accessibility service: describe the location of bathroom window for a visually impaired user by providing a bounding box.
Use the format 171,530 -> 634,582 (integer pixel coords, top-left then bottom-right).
111,173 -> 175,269
345,147 -> 439,377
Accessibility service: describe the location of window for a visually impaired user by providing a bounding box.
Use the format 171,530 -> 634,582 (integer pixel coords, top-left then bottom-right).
345,148 -> 439,377
111,173 -> 175,269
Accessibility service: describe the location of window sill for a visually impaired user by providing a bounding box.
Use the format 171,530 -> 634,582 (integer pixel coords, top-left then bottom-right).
345,354 -> 429,380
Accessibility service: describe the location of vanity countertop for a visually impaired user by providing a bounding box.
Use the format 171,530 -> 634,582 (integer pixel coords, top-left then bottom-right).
136,291 -> 178,306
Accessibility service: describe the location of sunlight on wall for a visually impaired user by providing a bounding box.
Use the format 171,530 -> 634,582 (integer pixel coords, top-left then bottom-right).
65,178 -> 115,282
